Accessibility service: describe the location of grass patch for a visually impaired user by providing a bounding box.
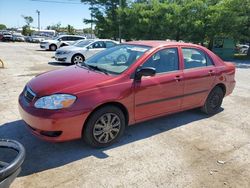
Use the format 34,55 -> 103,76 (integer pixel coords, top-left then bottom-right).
234,54 -> 250,60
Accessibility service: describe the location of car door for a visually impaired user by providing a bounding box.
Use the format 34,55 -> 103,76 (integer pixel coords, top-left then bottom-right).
134,47 -> 184,121
84,41 -> 106,59
181,47 -> 216,108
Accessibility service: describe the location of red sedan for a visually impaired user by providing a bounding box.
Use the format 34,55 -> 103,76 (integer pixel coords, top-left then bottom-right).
18,41 -> 236,147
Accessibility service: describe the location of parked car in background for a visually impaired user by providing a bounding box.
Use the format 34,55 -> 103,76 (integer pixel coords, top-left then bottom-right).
40,35 -> 86,51
18,41 -> 235,147
12,33 -> 25,42
1,32 -> 12,41
26,35 -> 45,43
55,39 -> 118,64
239,45 -> 249,54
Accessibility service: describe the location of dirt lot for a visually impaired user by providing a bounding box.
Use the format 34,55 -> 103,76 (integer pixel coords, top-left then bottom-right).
0,42 -> 249,188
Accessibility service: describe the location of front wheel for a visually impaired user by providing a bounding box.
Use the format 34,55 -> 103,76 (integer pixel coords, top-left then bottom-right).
49,44 -> 57,51
83,106 -> 126,148
71,54 -> 84,64
201,87 -> 224,115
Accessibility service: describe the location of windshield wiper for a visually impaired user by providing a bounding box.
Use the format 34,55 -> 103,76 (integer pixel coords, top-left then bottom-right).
81,61 -> 91,69
87,64 -> 109,75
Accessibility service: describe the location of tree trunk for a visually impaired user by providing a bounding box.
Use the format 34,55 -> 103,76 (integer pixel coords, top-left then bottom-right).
208,38 -> 214,50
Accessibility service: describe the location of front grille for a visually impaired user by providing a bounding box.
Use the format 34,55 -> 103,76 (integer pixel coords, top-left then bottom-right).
24,87 -> 36,102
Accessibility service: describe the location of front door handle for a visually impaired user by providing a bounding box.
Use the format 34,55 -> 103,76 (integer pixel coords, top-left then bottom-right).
174,75 -> 182,82
208,70 -> 215,76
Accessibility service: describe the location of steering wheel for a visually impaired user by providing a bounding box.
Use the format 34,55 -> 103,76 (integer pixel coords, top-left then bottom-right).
0,139 -> 25,188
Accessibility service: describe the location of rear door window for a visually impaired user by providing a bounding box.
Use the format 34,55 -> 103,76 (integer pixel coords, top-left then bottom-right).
182,48 -> 213,69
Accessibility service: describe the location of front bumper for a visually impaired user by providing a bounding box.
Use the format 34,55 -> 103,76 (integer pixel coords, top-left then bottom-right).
55,54 -> 71,63
40,43 -> 49,50
18,94 -> 89,142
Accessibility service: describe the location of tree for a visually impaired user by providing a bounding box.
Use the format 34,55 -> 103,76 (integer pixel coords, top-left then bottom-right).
22,25 -> 34,36
81,0 -> 127,39
46,23 -> 62,32
22,15 -> 33,26
67,24 -> 75,34
0,24 -> 7,30
83,0 -> 250,46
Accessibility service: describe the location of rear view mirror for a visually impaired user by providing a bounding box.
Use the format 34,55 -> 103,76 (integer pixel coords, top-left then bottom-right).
135,67 -> 156,80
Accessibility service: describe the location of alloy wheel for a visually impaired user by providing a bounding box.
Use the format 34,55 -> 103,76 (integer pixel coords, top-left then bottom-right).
93,113 -> 121,144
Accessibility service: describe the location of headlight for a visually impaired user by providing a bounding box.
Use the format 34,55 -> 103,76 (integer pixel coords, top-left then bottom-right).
34,94 -> 76,110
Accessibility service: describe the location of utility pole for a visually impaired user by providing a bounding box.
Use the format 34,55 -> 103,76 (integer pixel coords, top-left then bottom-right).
36,10 -> 40,31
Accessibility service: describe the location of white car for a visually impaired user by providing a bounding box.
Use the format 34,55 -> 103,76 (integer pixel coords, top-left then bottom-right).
40,35 -> 86,51
239,45 -> 249,54
54,39 -> 118,64
12,33 -> 25,42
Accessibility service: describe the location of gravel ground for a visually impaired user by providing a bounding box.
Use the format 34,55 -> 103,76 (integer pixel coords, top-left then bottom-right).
0,42 -> 249,188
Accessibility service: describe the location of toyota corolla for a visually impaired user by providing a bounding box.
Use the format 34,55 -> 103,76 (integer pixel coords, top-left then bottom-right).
18,41 -> 236,147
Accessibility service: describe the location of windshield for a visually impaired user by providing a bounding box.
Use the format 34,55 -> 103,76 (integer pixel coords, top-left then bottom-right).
74,40 -> 93,48
82,44 -> 151,75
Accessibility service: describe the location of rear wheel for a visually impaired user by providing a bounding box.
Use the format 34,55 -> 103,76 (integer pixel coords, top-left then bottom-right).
49,44 -> 57,51
201,86 -> 224,115
71,54 -> 84,64
83,106 -> 126,148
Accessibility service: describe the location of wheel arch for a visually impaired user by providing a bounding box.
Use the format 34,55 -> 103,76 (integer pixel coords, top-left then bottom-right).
82,102 -> 129,135
214,83 -> 226,96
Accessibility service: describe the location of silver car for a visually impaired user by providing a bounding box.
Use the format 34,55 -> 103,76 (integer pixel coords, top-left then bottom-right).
40,35 -> 86,51
54,39 -> 118,64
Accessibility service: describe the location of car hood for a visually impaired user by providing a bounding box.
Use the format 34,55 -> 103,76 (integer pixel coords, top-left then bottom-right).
57,46 -> 86,52
28,65 -> 113,96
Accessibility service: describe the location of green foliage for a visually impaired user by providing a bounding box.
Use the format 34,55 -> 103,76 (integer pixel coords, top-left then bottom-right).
21,15 -> 34,36
67,24 -> 75,34
0,24 -> 7,30
46,23 -> 76,34
22,15 -> 33,26
22,25 -> 34,36
81,0 -> 127,39
46,23 -> 62,32
82,0 -> 250,44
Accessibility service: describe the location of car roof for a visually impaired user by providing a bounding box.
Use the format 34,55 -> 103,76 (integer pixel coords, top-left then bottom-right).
124,40 -> 201,48
59,35 -> 85,37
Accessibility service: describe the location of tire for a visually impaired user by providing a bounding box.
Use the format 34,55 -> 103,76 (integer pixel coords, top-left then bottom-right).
83,105 -> 126,148
201,86 -> 224,115
71,54 -> 84,64
49,44 -> 57,51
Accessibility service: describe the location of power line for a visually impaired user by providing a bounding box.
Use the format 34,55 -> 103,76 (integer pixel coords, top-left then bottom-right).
30,0 -> 82,5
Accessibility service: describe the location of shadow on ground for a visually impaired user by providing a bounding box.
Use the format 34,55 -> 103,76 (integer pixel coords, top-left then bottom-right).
35,50 -> 52,52
0,108 -> 223,177
48,62 -> 71,66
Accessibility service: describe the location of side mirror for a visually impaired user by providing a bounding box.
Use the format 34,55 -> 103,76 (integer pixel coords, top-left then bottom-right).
58,38 -> 62,42
135,67 -> 156,80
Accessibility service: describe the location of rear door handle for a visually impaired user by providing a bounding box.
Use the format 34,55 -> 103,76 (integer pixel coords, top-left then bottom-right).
174,75 -> 183,82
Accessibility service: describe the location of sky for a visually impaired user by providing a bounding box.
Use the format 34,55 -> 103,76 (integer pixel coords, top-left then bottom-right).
0,0 -> 91,29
